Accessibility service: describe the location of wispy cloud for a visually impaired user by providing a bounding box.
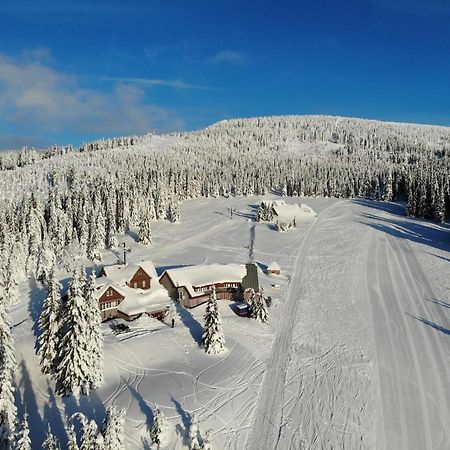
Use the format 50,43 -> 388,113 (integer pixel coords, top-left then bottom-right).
0,50 -> 185,141
209,50 -> 247,65
98,76 -> 216,91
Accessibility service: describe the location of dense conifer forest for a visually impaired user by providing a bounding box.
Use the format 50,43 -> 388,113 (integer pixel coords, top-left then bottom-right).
0,115 -> 449,293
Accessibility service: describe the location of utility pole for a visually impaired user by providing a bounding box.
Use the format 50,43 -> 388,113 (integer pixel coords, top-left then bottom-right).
119,242 -> 131,265
227,207 -> 236,219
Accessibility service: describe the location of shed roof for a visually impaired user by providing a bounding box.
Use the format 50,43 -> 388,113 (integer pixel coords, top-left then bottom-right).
267,262 -> 281,271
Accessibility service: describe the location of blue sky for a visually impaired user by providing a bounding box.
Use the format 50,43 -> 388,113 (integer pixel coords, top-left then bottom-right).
0,0 -> 449,149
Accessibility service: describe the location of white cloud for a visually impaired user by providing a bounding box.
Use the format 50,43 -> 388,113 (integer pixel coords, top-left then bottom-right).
209,50 -> 246,65
0,51 -> 184,137
98,76 -> 216,91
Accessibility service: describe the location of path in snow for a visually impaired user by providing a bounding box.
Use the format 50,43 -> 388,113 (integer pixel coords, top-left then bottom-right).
247,200 -> 450,450
246,201 -> 346,450
367,224 -> 450,450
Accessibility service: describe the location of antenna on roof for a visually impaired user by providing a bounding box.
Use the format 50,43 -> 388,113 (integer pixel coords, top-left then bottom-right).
119,242 -> 131,265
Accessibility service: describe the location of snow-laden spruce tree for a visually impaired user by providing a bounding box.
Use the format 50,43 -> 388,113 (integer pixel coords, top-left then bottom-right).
36,238 -> 57,284
138,204 -> 152,245
66,423 -> 79,450
0,298 -> 17,449
37,267 -> 61,375
250,291 -> 268,324
149,406 -> 167,447
55,266 -> 91,396
167,198 -> 180,223
84,272 -> 103,391
189,415 -> 200,450
101,404 -> 125,450
15,414 -> 31,450
42,425 -> 60,450
79,415 -> 102,450
201,430 -> 212,450
201,287 -> 225,355
87,210 -> 104,261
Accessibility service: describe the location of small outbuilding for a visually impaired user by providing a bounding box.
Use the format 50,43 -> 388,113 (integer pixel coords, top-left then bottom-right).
266,262 -> 281,275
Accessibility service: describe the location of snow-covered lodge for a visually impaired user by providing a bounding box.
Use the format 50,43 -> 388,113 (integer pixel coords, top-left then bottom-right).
96,261 -> 171,321
271,200 -> 316,221
159,263 -> 260,308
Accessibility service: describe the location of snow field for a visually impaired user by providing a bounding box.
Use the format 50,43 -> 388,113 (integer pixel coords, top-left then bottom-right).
10,195 -> 450,449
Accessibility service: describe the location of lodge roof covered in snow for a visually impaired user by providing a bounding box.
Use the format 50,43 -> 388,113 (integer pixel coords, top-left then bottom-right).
271,200 -> 317,219
96,261 -> 170,318
161,263 -> 248,298
267,262 -> 281,271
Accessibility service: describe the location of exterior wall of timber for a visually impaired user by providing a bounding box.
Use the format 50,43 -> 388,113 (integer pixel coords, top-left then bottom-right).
99,287 -> 124,304
128,268 -> 152,289
159,273 -> 177,297
101,308 -> 119,321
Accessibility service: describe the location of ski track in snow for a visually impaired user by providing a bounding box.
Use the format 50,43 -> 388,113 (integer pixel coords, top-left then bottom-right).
12,196 -> 450,450
367,224 -> 450,450
246,201 -> 349,450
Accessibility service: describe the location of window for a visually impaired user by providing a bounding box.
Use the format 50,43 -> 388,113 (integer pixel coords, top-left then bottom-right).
142,280 -> 146,288
100,301 -> 118,311
106,289 -> 113,297
133,282 -> 138,288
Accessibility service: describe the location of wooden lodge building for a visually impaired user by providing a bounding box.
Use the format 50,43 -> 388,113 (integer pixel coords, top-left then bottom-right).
95,261 -> 171,321
159,263 -> 260,308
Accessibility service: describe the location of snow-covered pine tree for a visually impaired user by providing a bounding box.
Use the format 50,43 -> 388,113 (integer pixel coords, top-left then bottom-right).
0,298 -> 17,449
149,406 -> 167,447
250,291 -> 268,324
36,238 -> 57,284
84,272 -> 103,391
55,267 -> 90,396
167,198 -> 180,223
138,204 -> 152,245
87,208 -> 104,261
189,415 -> 200,450
201,287 -> 225,355
15,414 -> 31,450
37,267 -> 61,375
433,180 -> 445,223
66,423 -> 79,450
79,416 -> 102,450
101,404 -> 125,450
201,430 -> 212,450
42,425 -> 60,450
383,169 -> 393,202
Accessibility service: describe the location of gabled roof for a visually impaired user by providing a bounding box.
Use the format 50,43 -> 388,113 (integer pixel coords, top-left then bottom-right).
162,263 -> 247,298
267,262 -> 281,271
271,200 -> 317,221
96,260 -> 170,316
102,261 -> 157,286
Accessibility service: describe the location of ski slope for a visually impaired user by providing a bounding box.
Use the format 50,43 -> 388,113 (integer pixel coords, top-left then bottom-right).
11,196 -> 450,449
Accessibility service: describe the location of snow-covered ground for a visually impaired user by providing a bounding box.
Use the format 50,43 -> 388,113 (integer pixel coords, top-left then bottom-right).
10,195 -> 450,449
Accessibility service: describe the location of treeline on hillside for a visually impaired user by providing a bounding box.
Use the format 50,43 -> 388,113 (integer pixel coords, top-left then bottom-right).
0,115 -> 449,295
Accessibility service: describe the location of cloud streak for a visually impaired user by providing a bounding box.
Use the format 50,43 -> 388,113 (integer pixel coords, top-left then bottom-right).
209,50 -> 246,65
0,51 -> 185,142
97,76 -> 217,91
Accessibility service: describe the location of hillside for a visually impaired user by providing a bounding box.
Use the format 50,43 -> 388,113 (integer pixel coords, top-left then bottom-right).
0,115 -> 450,449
